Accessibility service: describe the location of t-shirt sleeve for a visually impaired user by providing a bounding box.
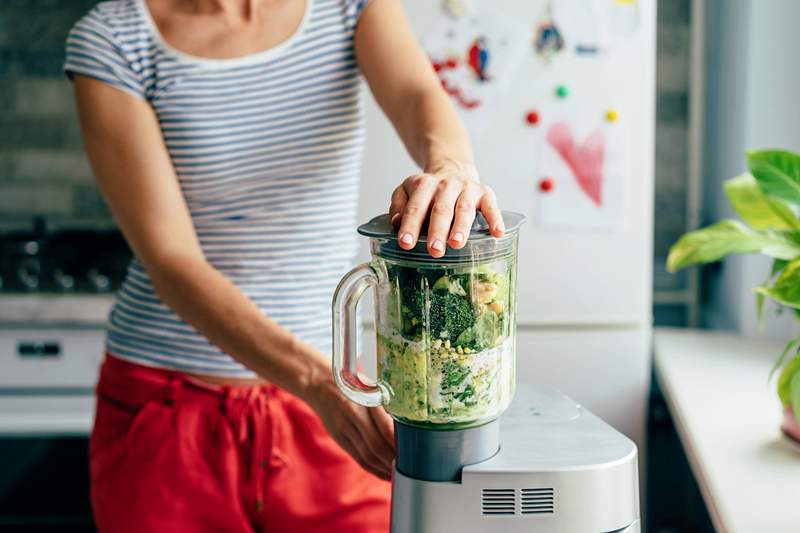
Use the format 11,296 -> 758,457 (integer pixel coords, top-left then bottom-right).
64,10 -> 146,100
345,0 -> 372,29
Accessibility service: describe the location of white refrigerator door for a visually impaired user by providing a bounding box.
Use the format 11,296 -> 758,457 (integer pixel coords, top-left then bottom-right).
358,0 -> 655,326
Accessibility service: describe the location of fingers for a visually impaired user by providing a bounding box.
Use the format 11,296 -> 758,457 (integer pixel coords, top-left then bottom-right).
351,407 -> 394,475
334,405 -> 393,480
369,406 -> 395,451
388,186 -> 408,229
448,184 -> 483,249
341,432 -> 390,481
397,175 -> 438,250
425,180 -> 462,257
479,186 -> 505,237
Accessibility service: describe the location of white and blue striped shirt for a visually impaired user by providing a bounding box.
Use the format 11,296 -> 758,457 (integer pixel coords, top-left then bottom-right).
65,0 -> 369,376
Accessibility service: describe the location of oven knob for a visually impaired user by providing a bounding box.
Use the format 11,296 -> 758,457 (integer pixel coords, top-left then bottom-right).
53,269 -> 75,291
17,259 -> 41,291
87,268 -> 111,292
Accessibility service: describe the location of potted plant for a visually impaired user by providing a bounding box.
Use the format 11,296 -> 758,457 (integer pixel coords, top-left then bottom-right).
667,149 -> 800,444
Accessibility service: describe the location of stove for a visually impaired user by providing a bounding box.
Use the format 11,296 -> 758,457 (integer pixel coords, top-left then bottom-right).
0,217 -> 131,294
0,220 -> 130,529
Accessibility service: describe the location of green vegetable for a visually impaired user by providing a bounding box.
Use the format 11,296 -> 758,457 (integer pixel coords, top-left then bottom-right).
430,291 -> 475,340
456,311 -> 501,351
376,259 -> 514,426
432,275 -> 467,296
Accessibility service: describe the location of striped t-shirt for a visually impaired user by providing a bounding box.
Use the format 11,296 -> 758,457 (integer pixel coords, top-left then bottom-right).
65,0 -> 369,376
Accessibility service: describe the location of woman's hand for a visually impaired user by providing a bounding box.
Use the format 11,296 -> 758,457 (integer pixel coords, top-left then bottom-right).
389,163 -> 505,258
306,377 -> 395,480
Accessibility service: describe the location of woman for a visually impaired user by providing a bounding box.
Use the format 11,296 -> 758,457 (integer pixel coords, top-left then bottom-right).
65,0 -> 503,531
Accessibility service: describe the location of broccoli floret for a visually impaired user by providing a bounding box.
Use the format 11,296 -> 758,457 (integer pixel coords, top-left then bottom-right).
430,291 -> 475,340
387,264 -> 430,338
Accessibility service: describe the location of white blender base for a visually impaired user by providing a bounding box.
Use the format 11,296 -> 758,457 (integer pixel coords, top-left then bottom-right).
390,386 -> 640,533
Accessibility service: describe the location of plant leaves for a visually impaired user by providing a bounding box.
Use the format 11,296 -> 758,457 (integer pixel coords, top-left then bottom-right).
747,150 -> 800,207
777,354 -> 800,405
771,258 -> 790,277
770,335 -> 800,380
756,258 -> 800,308
666,220 -> 800,272
791,371 -> 800,424
757,259 -> 791,326
724,173 -> 800,230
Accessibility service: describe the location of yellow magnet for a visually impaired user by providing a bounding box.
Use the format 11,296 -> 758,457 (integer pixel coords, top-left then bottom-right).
616,0 -> 638,5
605,108 -> 620,122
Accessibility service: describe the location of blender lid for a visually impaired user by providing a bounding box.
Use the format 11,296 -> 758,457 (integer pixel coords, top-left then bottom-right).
357,211 -> 526,242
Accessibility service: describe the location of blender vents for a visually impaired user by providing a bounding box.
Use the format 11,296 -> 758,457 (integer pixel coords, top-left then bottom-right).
521,487 -> 555,514
481,488 -> 555,516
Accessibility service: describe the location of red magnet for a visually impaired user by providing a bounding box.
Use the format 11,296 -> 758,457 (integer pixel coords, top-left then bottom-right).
445,57 -> 459,69
539,177 -> 554,192
432,62 -> 443,72
525,110 -> 540,125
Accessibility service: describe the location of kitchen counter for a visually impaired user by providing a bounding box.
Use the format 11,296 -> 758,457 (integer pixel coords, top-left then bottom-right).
653,328 -> 800,533
0,395 -> 94,436
0,295 -> 113,325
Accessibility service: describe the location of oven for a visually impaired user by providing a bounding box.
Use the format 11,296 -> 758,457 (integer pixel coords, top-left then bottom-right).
0,220 -> 129,532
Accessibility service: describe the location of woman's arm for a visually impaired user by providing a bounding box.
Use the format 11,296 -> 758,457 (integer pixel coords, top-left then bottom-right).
72,76 -> 394,480
355,0 -> 504,258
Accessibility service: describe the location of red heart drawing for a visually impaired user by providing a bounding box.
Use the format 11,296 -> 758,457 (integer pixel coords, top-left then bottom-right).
546,122 -> 605,207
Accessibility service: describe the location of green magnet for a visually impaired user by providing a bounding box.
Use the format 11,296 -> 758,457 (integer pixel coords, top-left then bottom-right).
555,84 -> 569,98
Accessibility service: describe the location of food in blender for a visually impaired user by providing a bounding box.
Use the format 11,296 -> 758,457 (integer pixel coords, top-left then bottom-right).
374,261 -> 515,427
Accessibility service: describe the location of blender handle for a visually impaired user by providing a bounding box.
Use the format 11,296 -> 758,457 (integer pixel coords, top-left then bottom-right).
332,263 -> 383,407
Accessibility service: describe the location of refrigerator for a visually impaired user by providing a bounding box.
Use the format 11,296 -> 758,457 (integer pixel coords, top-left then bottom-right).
358,0 -> 655,453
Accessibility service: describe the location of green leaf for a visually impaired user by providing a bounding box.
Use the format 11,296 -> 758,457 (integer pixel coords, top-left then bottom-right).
777,354 -> 800,405
756,292 -> 766,326
724,173 -> 800,230
757,259 -> 791,326
771,258 -> 790,277
666,220 -> 800,272
770,335 -> 800,380
747,150 -> 800,207
756,258 -> 800,308
792,371 -> 800,424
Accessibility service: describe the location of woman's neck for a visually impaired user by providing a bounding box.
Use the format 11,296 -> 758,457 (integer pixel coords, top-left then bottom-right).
174,0 -> 268,20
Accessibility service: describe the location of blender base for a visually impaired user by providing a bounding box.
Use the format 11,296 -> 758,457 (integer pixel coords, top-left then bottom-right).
389,385 -> 640,533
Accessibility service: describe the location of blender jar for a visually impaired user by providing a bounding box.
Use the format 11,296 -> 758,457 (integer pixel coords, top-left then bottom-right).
333,211 -> 525,429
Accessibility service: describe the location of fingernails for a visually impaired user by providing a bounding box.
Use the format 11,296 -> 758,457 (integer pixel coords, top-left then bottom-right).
391,213 -> 400,225
399,233 -> 413,246
451,232 -> 464,243
431,240 -> 444,252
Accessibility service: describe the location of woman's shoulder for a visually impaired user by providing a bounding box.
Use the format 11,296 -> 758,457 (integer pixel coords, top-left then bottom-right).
65,0 -> 152,100
70,0 -> 146,43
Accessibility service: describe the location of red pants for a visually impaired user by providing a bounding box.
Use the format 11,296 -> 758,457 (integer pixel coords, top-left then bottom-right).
90,354 -> 391,533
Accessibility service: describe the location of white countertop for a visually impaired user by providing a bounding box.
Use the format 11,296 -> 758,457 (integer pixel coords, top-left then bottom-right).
0,395 -> 95,436
0,295 -> 113,325
653,328 -> 800,533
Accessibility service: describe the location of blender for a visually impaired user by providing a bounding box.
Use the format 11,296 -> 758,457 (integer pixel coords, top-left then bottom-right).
333,212 -> 640,533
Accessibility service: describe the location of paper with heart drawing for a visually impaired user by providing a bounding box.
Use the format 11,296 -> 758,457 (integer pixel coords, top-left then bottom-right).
534,104 -> 626,231
423,6 -> 527,130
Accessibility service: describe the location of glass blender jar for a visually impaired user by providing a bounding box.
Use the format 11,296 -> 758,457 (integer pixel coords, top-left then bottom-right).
332,211 -> 525,432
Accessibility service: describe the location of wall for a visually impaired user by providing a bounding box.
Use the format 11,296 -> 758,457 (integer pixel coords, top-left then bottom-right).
702,0 -> 800,340
0,0 -> 108,231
